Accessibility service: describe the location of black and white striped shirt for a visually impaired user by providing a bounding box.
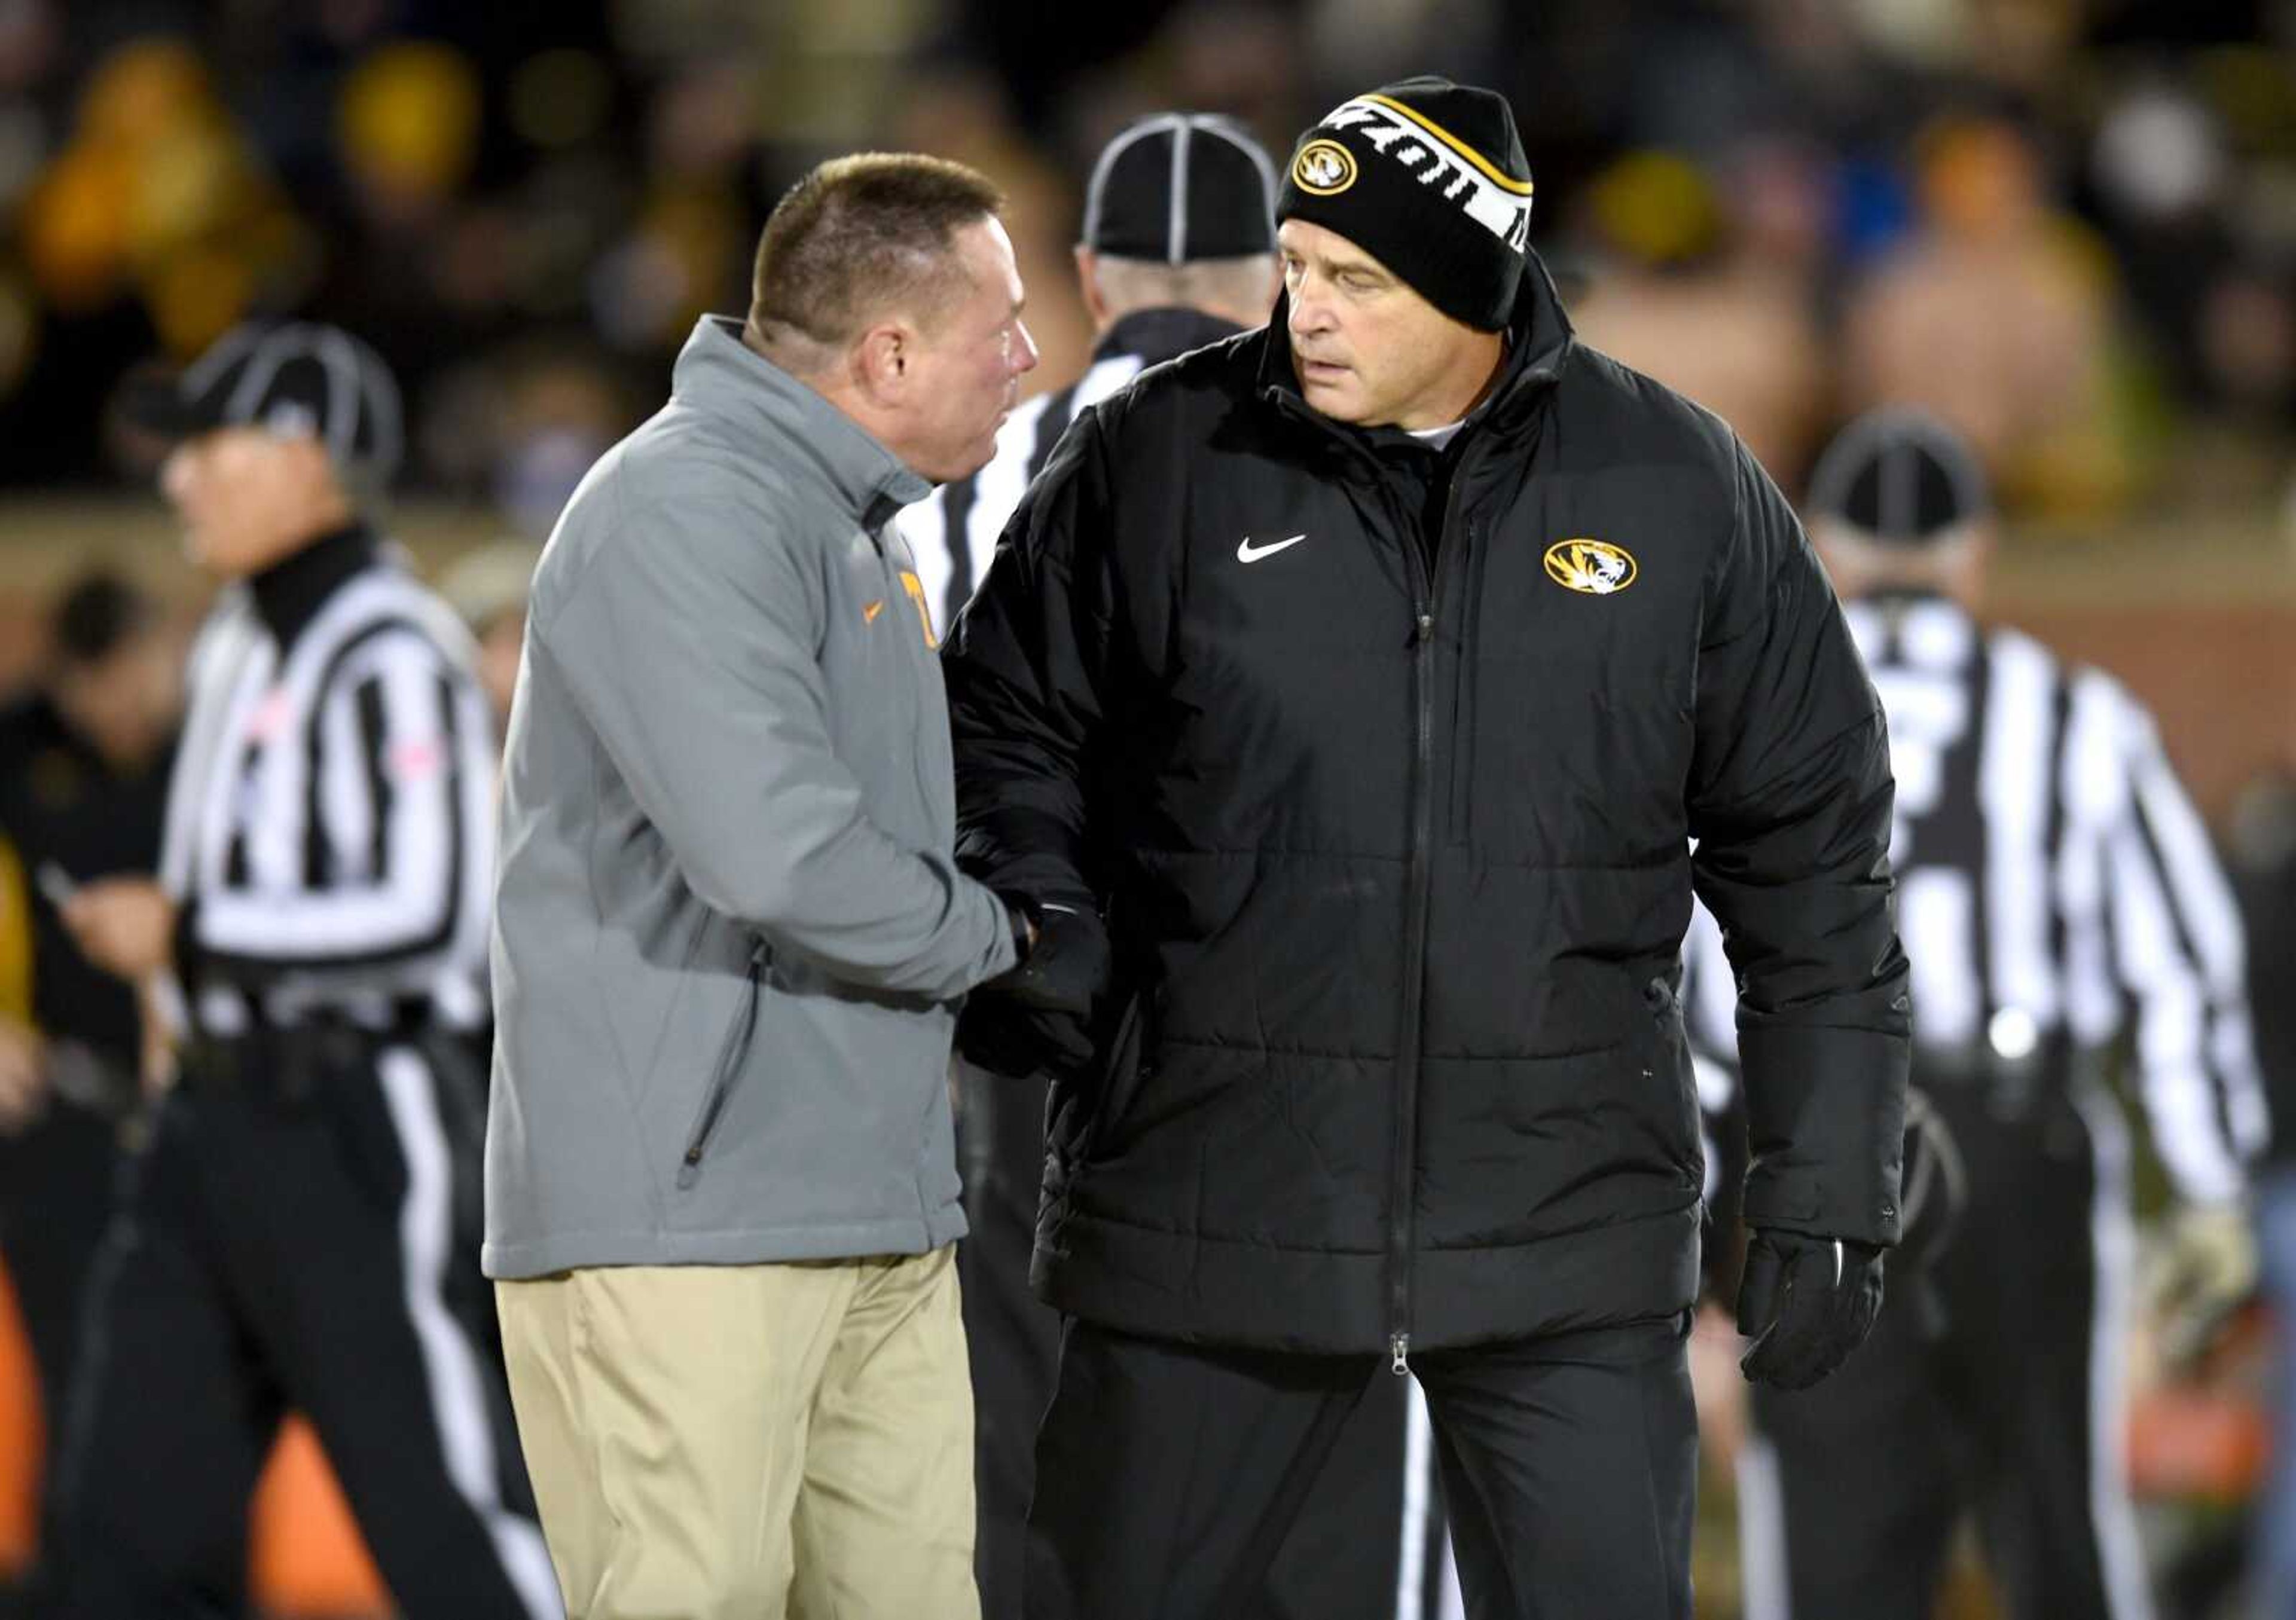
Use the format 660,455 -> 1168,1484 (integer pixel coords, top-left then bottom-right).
159,527 -> 494,1040
1687,591 -> 2266,1202
902,307 -> 1244,634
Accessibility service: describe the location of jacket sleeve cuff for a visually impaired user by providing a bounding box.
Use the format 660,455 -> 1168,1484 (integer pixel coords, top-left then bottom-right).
1737,1022 -> 1909,1246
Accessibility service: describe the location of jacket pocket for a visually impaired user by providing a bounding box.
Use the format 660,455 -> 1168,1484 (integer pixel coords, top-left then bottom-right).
1642,976 -> 1701,1188
674,940 -> 768,1190
1083,991 -> 1155,1159
1446,518 -> 1492,845
1048,991 -> 1152,1168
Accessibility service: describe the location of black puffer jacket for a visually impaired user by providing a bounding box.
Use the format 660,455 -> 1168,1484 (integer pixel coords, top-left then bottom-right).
945,256 -> 1910,1359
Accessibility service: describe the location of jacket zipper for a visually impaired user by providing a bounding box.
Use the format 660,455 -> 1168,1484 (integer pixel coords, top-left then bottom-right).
1388,466 -> 1474,1376
1260,380 -> 1541,1376
676,942 -> 767,1188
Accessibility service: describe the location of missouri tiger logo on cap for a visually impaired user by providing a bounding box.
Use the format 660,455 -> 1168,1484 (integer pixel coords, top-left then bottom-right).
1543,539 -> 1637,595
1292,139 -> 1358,195
1315,95 -> 1533,251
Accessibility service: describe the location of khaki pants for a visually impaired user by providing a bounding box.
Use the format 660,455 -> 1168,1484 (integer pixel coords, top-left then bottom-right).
496,1247 -> 980,1620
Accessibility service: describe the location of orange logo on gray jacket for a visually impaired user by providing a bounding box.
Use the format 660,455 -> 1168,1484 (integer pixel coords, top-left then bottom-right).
899,571 -> 938,647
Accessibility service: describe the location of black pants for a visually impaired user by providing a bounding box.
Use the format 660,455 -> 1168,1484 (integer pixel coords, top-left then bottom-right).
958,1072 -> 1447,1620
957,1069 -> 1062,1619
1739,1077 -> 2146,1620
44,1041 -> 557,1619
0,1100 -> 122,1589
1022,1315 -> 1696,1620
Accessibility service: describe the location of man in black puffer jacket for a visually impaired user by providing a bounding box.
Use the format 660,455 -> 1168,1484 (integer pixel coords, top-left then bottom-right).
947,75 -> 1910,1620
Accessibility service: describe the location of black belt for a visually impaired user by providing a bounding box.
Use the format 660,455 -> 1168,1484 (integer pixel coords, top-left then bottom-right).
178,1013 -> 428,1102
1910,1029 -> 2077,1084
1910,1030 -> 2091,1128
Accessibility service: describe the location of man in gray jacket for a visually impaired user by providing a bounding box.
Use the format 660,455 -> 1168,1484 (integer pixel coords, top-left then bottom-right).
487,154 -> 1044,1620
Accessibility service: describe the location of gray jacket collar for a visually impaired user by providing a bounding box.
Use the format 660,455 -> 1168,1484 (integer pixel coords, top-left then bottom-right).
673,316 -> 932,528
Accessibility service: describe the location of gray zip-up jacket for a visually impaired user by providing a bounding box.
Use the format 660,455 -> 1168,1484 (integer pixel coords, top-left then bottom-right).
483,314 -> 1019,1279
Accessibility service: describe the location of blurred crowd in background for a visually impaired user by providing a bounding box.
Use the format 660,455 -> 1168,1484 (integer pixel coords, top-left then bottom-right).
0,0 -> 2292,522
0,2 -> 2294,1618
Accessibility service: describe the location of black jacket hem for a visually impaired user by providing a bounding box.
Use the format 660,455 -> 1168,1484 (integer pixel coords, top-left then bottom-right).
1031,1199 -> 1703,1354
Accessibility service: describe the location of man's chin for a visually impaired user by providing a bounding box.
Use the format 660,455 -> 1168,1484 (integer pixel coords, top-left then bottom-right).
1301,377 -> 1367,423
185,531 -> 258,580
944,442 -> 997,485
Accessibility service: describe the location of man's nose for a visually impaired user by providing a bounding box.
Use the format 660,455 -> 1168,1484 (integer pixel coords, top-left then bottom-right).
1287,282 -> 1332,335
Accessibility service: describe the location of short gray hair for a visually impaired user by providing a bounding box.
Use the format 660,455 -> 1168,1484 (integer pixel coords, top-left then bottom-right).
749,153 -> 1006,347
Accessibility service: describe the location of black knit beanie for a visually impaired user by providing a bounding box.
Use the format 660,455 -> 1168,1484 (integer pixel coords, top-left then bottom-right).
1274,76 -> 1534,331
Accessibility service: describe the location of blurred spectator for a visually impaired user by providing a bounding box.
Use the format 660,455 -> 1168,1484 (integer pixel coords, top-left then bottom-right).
413,340 -> 630,524
1841,112 -> 2128,514
337,41 -> 482,233
0,586 -> 45,704
1568,144 -> 1830,485
1840,0 -> 2087,91
0,0 -> 2285,524
0,567 -> 179,1604
491,356 -> 625,534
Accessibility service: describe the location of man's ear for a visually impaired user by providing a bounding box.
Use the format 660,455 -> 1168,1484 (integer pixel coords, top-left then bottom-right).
1944,525 -> 1995,609
851,320 -> 914,406
1075,245 -> 1112,328
283,432 -> 349,505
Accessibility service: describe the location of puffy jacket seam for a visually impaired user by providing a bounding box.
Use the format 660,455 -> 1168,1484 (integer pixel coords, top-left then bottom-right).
1061,1200 -> 1693,1254
1132,848 -> 1674,872
1155,1032 -> 1634,1063
1695,707 -> 1885,818
1425,1200 -> 1700,1252
1064,1205 -> 1386,1254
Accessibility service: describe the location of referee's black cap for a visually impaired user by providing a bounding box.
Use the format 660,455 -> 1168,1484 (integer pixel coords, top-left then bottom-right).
121,321 -> 404,486
1082,113 -> 1279,263
1805,407 -> 1990,547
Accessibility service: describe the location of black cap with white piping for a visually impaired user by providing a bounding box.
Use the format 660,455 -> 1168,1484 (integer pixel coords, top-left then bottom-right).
122,321 -> 405,487
1805,406 -> 1991,548
1082,112 -> 1279,264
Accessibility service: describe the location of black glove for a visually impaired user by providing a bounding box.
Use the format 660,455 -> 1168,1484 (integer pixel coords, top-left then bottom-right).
1735,1227 -> 1886,1390
958,902 -> 1110,1079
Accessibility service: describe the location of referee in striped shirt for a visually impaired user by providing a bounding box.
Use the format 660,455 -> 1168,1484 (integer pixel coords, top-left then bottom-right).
903,112 -> 1282,638
46,324 -> 558,1618
1706,408 -> 2267,1620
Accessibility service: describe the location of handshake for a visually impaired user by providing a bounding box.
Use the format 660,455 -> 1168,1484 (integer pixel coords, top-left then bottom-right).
964,898 -> 1113,1080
